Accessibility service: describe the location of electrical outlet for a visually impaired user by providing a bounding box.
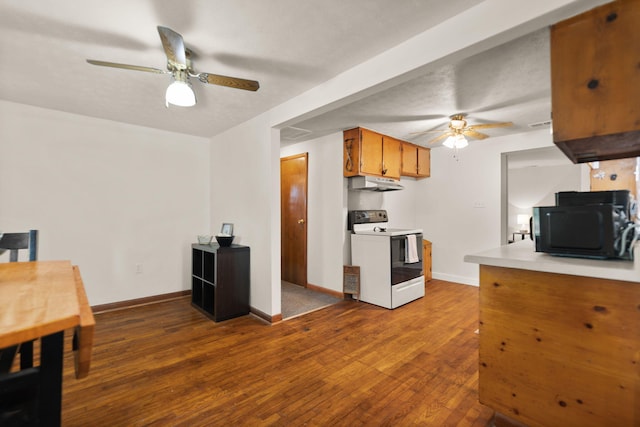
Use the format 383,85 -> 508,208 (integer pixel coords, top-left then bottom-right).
135,263 -> 143,274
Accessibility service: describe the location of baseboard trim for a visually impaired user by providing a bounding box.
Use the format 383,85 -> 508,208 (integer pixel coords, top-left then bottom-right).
250,306 -> 282,324
433,272 -> 479,287
92,290 -> 191,314
93,291 -> 286,324
307,282 -> 344,299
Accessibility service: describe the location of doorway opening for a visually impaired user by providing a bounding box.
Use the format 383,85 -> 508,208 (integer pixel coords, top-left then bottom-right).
281,153 -> 337,319
280,153 -> 308,287
500,146 -> 583,244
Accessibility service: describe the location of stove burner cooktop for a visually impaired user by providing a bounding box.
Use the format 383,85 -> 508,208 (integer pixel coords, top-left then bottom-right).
353,227 -> 423,236
349,209 -> 421,236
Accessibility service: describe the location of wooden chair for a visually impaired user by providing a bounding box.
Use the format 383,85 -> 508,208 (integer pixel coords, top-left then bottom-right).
0,230 -> 38,262
0,230 -> 40,425
0,366 -> 40,426
0,230 -> 38,367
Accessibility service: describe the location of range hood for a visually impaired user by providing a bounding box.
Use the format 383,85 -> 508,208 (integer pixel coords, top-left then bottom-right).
349,176 -> 404,192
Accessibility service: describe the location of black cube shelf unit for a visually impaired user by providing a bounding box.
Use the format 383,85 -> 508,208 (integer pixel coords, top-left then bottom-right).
191,243 -> 250,322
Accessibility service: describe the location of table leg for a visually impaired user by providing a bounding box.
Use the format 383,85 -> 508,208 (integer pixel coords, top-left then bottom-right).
39,332 -> 64,427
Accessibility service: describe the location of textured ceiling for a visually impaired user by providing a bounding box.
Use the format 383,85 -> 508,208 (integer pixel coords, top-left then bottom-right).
0,0 -> 610,149
0,0 -> 482,138
284,28 -> 553,146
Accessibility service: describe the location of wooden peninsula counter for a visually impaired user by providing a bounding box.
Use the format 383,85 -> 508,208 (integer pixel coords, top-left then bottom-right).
465,240 -> 640,427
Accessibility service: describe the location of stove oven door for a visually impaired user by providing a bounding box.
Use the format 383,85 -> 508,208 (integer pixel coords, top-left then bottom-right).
390,233 -> 423,285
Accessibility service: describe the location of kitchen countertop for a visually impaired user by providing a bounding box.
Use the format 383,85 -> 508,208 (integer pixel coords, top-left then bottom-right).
464,239 -> 640,283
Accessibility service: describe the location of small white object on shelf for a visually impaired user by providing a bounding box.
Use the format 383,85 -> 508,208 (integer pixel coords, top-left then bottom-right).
197,235 -> 212,244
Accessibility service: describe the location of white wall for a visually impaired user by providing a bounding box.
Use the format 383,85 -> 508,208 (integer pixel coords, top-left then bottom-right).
280,133 -> 345,293
277,128 -> 585,299
415,129 -> 562,285
209,113 -> 281,316
347,178 -> 420,228
280,133 -> 427,295
508,162 -> 582,235
1,1 -> 599,315
263,1 -> 598,302
0,100 -> 210,305
279,129 -> 578,295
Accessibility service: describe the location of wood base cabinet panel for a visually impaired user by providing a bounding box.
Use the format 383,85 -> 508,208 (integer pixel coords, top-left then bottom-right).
191,244 -> 250,322
422,239 -> 432,282
478,265 -> 640,427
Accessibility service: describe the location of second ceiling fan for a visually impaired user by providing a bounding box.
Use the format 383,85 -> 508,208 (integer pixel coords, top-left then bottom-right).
412,114 -> 513,148
87,26 -> 260,107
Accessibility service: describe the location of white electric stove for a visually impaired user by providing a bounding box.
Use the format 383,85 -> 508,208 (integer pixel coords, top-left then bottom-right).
349,210 -> 424,309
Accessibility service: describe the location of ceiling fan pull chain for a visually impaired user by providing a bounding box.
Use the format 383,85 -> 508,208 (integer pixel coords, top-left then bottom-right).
453,146 -> 460,161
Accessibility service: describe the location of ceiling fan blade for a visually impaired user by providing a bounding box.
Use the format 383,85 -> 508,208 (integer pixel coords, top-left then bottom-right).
409,129 -> 447,136
157,26 -> 187,70
467,121 -> 513,130
463,129 -> 489,139
410,129 -> 447,136
196,73 -> 260,91
86,59 -> 168,74
428,132 -> 453,144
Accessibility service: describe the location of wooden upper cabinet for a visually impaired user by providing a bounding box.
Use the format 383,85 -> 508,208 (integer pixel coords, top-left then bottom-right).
343,127 -> 403,179
382,136 -> 401,180
551,0 -> 640,163
401,142 -> 430,178
359,128 -> 383,176
401,142 -> 418,176
417,146 -> 430,177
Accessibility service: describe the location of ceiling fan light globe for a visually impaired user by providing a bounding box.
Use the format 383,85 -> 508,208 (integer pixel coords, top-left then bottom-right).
454,134 -> 468,148
443,136 -> 456,148
166,80 -> 196,107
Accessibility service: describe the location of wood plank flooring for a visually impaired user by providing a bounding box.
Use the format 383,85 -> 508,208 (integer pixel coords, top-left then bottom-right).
61,280 -> 494,426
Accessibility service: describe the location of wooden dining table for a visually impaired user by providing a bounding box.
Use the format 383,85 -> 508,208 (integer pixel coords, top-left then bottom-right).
0,260 -> 95,426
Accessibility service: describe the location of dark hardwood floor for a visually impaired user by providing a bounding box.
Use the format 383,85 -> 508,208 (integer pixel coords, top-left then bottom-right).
61,280 -> 494,426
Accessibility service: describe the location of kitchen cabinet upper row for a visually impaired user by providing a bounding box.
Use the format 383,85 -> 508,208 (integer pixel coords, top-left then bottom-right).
551,0 -> 640,163
401,141 -> 430,178
343,127 -> 430,179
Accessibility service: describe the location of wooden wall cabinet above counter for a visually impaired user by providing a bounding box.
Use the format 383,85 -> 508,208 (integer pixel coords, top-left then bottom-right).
343,127 -> 430,180
551,0 -> 640,163
343,127 -> 401,180
401,142 -> 430,178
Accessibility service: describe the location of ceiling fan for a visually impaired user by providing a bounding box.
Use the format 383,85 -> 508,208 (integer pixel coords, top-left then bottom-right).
412,114 -> 513,148
87,26 -> 259,107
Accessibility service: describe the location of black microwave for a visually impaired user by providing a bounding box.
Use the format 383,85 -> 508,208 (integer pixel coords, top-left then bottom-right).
532,190 -> 636,260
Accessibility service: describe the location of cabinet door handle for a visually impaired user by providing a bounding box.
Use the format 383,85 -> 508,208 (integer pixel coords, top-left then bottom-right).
298,219 -> 305,224
344,138 -> 354,171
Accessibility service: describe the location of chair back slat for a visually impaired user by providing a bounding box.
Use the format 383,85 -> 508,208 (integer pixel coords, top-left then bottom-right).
0,230 -> 38,262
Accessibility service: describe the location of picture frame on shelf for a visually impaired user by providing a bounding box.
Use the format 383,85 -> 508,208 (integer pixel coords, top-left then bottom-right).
221,223 -> 234,235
